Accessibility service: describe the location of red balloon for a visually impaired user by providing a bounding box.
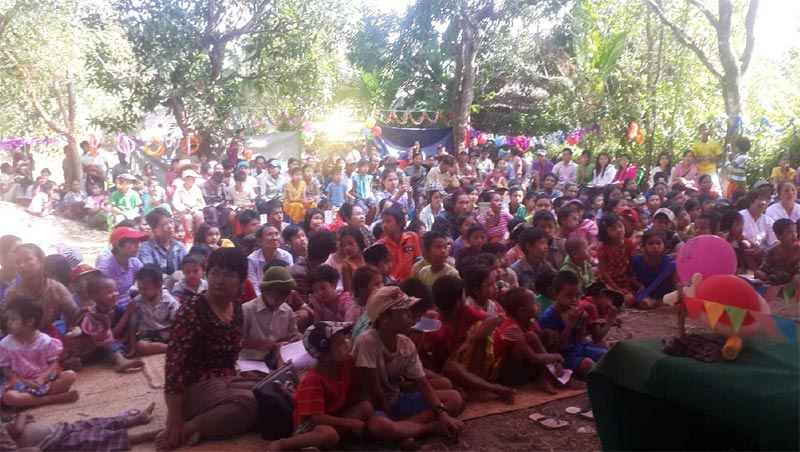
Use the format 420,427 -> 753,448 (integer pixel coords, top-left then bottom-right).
371,126 -> 382,137
566,133 -> 579,145
695,275 -> 760,327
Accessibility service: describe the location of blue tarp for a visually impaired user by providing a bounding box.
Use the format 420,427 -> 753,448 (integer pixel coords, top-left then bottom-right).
372,124 -> 454,160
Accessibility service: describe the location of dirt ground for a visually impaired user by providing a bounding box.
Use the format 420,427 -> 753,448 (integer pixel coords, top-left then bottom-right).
1,200 -> 798,451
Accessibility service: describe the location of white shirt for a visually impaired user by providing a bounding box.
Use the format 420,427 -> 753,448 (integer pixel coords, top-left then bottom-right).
552,160 -> 578,185
765,202 -> 800,223
592,166 -> 617,187
247,249 -> 294,294
240,298 -> 298,360
739,209 -> 777,247
172,184 -> 206,213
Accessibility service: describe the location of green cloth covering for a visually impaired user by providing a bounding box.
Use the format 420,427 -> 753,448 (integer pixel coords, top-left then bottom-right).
588,337 -> 799,451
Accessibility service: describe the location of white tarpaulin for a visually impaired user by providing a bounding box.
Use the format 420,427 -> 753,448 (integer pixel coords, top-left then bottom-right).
246,132 -> 302,162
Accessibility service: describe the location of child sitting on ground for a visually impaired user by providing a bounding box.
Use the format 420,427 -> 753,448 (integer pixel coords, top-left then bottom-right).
1,298 -> 78,408
194,222 -> 234,250
310,264 -> 354,323
127,264 -> 180,356
69,264 -> 102,309
462,263 -> 506,320
755,219 -> 800,301
561,236 -> 594,289
539,271 -> 607,378
241,266 -> 302,369
534,270 -> 558,313
1,402 -> 157,450
353,286 -> 463,442
481,242 -> 519,290
455,223 -> 488,264
325,227 -> 366,293
449,212 -> 477,258
269,322 -> 373,451
632,229 -> 677,310
345,265 -> 384,323
596,213 -> 637,306
171,253 -> 208,304
363,243 -> 397,287
62,275 -> 144,372
532,210 -> 566,269
491,287 -> 564,392
651,208 -> 683,257
719,211 -> 753,273
423,276 -> 515,403
511,227 -> 554,291
418,231 -> 459,287
581,283 -> 622,347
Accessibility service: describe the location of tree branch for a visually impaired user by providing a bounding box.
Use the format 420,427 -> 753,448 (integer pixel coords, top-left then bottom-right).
219,0 -> 271,43
643,0 -> 723,80
686,0 -> 718,27
739,0 -> 759,74
30,94 -> 68,135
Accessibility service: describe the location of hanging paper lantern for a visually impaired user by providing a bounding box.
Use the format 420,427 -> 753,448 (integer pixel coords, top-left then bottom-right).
626,122 -> 639,141
364,117 -> 376,128
477,134 -> 486,145
303,120 -> 314,132
566,132 -> 579,146
371,126 -> 382,137
494,137 -> 505,146
118,135 -> 135,156
635,128 -> 644,145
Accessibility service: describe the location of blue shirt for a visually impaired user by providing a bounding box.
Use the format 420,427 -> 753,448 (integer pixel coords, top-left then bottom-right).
631,254 -> 676,299
98,255 -> 143,309
138,238 -> 187,276
325,181 -> 348,207
351,174 -> 373,199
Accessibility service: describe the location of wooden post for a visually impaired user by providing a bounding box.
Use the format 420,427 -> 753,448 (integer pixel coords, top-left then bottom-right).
677,283 -> 687,337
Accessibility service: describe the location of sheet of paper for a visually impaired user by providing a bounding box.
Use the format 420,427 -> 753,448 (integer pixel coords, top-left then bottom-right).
280,340 -> 316,372
547,363 -> 573,385
238,359 -> 269,374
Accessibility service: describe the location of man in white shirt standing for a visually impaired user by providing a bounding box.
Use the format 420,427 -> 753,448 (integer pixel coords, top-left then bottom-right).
552,148 -> 578,188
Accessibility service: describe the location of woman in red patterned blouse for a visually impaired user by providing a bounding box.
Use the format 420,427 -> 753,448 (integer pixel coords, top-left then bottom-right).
156,248 -> 258,451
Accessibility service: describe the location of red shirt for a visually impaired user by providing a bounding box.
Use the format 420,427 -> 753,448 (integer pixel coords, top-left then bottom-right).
379,232 -> 421,282
423,305 -> 486,368
293,360 -> 355,427
493,316 -> 537,361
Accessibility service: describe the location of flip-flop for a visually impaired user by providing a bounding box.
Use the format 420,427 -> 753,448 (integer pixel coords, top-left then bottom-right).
119,409 -> 141,418
565,406 -> 594,420
528,413 -> 570,429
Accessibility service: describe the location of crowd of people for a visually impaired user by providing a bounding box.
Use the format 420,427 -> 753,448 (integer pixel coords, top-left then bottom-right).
0,123 -> 798,450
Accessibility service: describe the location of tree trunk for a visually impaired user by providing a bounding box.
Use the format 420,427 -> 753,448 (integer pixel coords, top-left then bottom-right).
63,139 -> 82,184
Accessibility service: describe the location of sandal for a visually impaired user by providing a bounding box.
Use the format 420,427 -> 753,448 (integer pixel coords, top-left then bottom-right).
528,413 -> 570,429
119,409 -> 140,418
565,406 -> 594,420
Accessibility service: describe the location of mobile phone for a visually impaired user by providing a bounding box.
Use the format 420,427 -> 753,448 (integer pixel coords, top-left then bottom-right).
259,214 -> 267,224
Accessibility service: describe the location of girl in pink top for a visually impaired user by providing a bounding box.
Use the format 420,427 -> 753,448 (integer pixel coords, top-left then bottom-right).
0,298 -> 78,408
671,150 -> 699,188
610,153 -> 637,185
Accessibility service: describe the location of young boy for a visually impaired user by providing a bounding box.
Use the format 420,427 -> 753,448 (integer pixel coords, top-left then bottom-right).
560,236 -> 594,289
508,186 -> 526,218
631,229 -> 677,310
418,231 -> 459,287
532,210 -> 566,269
69,264 -> 102,309
581,282 -> 622,346
354,286 -> 463,442
539,271 -> 607,377
377,204 -> 420,282
351,159 -> 375,210
481,242 -> 519,289
511,227 -> 554,291
455,223 -> 487,264
534,270 -> 558,312
651,208 -> 683,257
325,169 -> 349,208
282,224 -> 308,263
171,253 -> 208,304
492,287 -> 564,392
127,264 -> 180,356
109,174 -> 142,221
310,264 -> 354,323
423,276 -> 515,402
270,322 -> 372,451
756,219 -> 800,302
363,243 -> 397,287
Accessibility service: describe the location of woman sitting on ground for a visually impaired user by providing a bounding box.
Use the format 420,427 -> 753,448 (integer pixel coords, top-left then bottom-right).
156,248 -> 258,451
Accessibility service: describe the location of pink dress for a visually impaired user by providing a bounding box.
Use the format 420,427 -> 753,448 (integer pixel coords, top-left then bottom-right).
611,165 -> 638,185
0,332 -> 63,380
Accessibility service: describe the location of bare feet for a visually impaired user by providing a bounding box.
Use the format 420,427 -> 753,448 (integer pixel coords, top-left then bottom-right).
129,430 -> 159,445
154,430 -> 171,451
124,402 -> 156,427
114,357 -> 144,373
58,390 -> 80,403
61,357 -> 83,372
184,431 -> 202,446
496,386 -> 517,404
535,375 -> 558,395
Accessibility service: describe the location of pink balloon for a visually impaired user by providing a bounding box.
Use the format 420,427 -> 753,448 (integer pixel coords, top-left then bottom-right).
676,235 -> 736,282
371,126 -> 382,137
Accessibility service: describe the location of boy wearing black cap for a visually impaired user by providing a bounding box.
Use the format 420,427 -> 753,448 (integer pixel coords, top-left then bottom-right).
270,322 -> 372,451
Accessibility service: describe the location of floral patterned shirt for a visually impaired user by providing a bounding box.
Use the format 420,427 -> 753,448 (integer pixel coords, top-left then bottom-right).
165,295 -> 243,394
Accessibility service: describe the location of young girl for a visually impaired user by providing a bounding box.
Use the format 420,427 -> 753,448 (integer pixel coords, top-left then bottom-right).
418,187 -> 444,232
375,169 -> 413,213
194,222 -> 234,249
302,164 -> 322,205
631,230 -> 677,310
344,265 -> 383,322
173,219 -> 188,244
450,211 -> 477,257
324,226 -> 366,293
484,160 -> 509,189
478,191 -> 513,243
302,208 -> 326,234
719,211 -> 753,273
284,167 -> 313,224
462,263 -> 506,320
592,152 -> 616,187
26,181 -> 55,217
456,223 -> 488,264
671,150 -> 698,188
596,213 -> 637,306
649,152 -> 672,187
610,153 -> 637,186
1,298 -> 78,408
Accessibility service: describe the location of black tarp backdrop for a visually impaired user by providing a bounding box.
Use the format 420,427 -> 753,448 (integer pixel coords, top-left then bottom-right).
371,124 -> 454,159
127,132 -> 302,184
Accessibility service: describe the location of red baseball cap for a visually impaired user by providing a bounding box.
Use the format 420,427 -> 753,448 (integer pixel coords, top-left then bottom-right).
109,227 -> 148,245
70,264 -> 102,284
616,206 -> 639,224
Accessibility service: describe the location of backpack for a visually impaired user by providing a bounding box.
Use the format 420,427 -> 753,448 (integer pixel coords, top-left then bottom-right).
252,361 -> 299,440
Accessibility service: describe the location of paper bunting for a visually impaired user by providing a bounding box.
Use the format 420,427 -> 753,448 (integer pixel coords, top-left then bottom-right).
773,316 -> 799,342
684,296 -> 703,319
724,306 -> 747,334
703,301 -> 726,328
